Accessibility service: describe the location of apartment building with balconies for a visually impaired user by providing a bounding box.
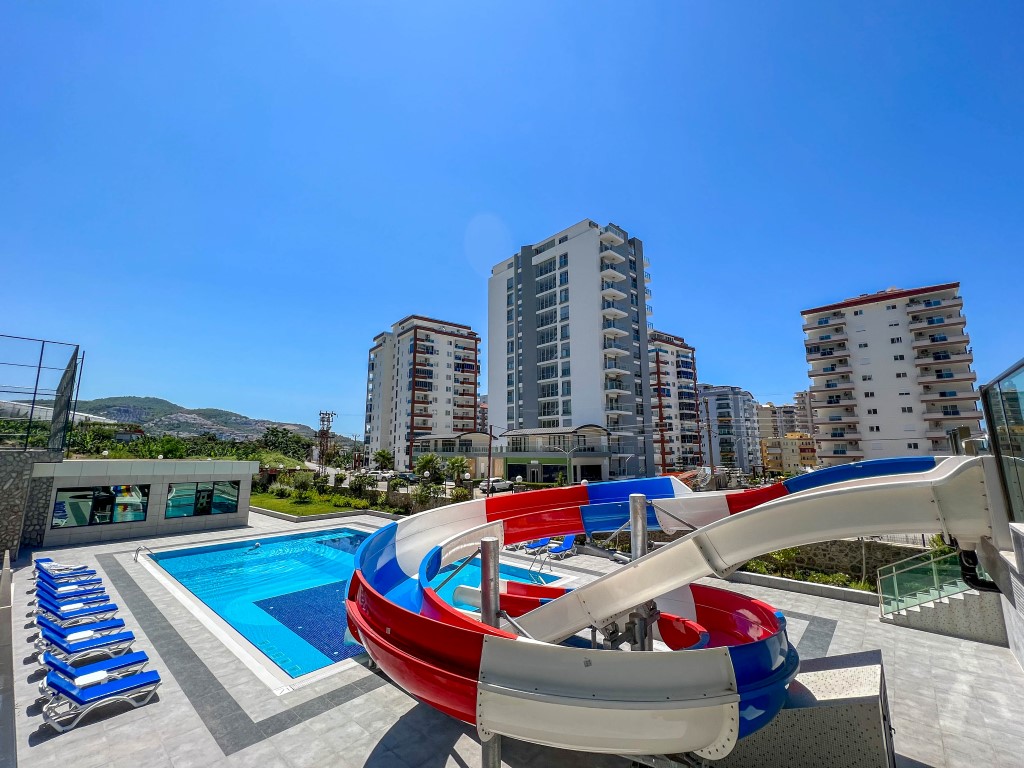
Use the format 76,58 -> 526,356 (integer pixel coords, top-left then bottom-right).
761,432 -> 817,476
364,315 -> 480,471
794,390 -> 814,435
802,283 -> 980,466
756,402 -> 800,440
698,384 -> 761,474
648,330 -> 701,473
487,219 -> 656,479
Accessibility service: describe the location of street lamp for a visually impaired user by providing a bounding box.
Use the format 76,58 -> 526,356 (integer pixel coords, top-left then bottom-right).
514,475 -> 523,493
548,444 -> 579,485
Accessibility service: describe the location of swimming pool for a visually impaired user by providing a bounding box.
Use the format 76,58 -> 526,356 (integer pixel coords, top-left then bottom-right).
152,527 -> 558,678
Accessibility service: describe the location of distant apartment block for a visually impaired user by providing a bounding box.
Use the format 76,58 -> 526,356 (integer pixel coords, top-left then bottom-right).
476,394 -> 489,433
802,283 -> 980,467
761,433 -> 817,475
756,402 -> 800,440
794,390 -> 814,435
364,315 -> 480,471
699,384 -> 761,474
487,219 -> 655,479
648,331 -> 701,472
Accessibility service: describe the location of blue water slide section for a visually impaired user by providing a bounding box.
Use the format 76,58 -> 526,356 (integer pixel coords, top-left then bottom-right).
580,501 -> 661,537
783,456 -> 937,495
727,613 -> 800,738
584,476 -> 677,504
355,523 -> 423,612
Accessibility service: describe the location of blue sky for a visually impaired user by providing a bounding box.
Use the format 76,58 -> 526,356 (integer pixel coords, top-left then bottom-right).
3,3 -> 1022,434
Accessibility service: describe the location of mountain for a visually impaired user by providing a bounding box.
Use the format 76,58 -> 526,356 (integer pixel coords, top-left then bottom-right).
65,396 -> 320,441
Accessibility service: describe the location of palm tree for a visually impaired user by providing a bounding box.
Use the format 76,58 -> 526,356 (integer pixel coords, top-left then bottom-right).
414,452 -> 442,481
373,449 -> 395,471
445,456 -> 470,488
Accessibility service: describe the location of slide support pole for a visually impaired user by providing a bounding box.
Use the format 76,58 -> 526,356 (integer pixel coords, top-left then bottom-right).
480,536 -> 502,767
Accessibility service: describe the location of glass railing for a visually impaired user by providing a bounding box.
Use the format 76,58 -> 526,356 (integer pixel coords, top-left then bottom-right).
877,550 -> 986,616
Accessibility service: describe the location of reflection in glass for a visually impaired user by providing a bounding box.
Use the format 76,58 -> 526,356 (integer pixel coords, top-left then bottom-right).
51,485 -> 150,528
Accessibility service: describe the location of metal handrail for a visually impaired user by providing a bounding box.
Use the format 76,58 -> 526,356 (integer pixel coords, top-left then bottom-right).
877,546 -> 948,576
433,549 -> 481,592
879,549 -> 959,580
133,545 -> 154,562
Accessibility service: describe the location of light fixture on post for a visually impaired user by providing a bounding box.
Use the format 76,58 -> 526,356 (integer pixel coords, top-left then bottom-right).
514,474 -> 523,494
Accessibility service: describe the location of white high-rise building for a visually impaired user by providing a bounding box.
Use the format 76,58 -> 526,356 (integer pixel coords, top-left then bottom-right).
794,390 -> 814,435
364,315 -> 480,471
487,219 -> 656,478
649,331 -> 701,472
698,385 -> 761,474
802,283 -> 980,467
756,402 -> 800,440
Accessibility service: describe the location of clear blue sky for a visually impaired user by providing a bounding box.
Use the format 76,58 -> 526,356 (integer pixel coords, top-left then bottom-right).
3,3 -> 1022,434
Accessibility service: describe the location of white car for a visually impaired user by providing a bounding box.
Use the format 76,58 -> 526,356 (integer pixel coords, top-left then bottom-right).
367,470 -> 395,481
479,477 -> 514,493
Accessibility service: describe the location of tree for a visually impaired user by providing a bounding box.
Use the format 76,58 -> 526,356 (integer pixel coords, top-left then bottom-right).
445,456 -> 469,487
373,449 -> 395,471
414,452 -> 442,480
259,426 -> 313,462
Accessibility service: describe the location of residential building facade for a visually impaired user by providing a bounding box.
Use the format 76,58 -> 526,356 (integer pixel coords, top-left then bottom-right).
794,390 -> 814,435
699,385 -> 762,474
802,283 -> 980,466
476,394 -> 489,433
761,432 -> 817,476
487,219 -> 656,478
756,402 -> 800,440
648,330 -> 701,472
364,316 -> 480,471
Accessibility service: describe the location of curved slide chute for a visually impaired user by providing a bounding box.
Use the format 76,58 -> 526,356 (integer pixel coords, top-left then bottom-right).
347,455 -> 990,756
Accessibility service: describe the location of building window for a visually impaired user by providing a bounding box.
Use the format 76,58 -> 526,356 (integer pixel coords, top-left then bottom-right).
562,399 -> 572,415
506,341 -> 514,354
51,485 -> 151,528
853,310 -> 864,316
899,391 -> 911,396
562,380 -> 571,396
560,306 -> 569,321
858,343 -> 869,348
867,408 -> 878,415
862,375 -> 872,381
506,324 -> 513,338
559,288 -> 569,303
864,391 -> 875,398
896,372 -> 908,378
560,325 -> 570,340
561,362 -> 571,377
893,354 -> 905,361
890,337 -> 902,343
907,442 -> 919,449
558,236 -> 568,244
901,406 -> 914,413
166,482 -> 239,518
869,426 -> 880,432
886,304 -> 897,310
558,252 -> 568,267
889,322 -> 900,327
559,271 -> 569,286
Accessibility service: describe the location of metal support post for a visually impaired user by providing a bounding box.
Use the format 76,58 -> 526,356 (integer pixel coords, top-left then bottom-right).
629,494 -> 657,650
480,536 -> 502,766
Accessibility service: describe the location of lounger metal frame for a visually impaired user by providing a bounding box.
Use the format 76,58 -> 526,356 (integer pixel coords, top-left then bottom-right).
41,678 -> 161,732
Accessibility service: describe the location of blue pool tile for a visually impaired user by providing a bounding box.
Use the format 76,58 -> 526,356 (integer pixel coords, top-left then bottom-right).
255,581 -> 365,663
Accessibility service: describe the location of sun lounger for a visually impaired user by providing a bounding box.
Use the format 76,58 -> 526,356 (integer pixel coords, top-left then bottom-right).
546,535 -> 577,560
42,670 -> 161,732
36,568 -> 99,584
36,600 -> 118,626
35,579 -> 105,599
37,626 -> 136,664
34,558 -> 91,576
36,592 -> 111,613
35,616 -> 126,648
36,570 -> 102,589
523,538 -> 552,553
38,651 -> 149,696
33,585 -> 107,604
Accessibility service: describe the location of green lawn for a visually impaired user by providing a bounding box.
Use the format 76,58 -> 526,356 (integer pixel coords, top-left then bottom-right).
249,492 -> 355,516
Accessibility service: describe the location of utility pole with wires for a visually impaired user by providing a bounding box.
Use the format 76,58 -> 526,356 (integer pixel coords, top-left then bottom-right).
703,397 -> 715,478
317,411 -> 336,477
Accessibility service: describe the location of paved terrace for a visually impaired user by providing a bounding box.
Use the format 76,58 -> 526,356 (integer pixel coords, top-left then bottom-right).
5,511 -> 1024,768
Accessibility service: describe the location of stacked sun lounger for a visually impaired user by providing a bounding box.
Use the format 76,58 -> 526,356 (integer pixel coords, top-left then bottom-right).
31,558 -> 162,732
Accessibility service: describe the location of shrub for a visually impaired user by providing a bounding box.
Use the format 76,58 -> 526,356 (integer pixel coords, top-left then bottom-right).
293,489 -> 313,504
388,478 -> 408,492
312,474 -> 331,494
450,487 -> 471,503
269,483 -> 291,499
347,474 -> 375,497
411,484 -> 435,507
292,471 -> 314,493
252,474 -> 271,494
334,471 -> 347,487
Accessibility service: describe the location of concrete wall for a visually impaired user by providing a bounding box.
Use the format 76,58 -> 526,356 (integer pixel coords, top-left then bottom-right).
786,539 -> 924,582
34,459 -> 258,548
0,450 -> 61,557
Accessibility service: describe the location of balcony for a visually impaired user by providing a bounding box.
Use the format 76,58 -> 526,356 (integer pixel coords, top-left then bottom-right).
913,351 -> 974,368
820,449 -> 864,459
917,370 -> 977,386
817,431 -> 862,441
805,347 -> 848,362
599,245 -> 626,264
911,334 -> 970,351
813,415 -> 858,426
605,381 -> 631,394
600,267 -> 627,283
922,409 -> 983,421
920,391 -> 979,404
908,315 -> 967,333
601,305 -> 628,320
603,361 -> 631,376
600,226 -> 626,245
802,314 -> 846,332
814,396 -> 857,409
808,364 -> 852,378
906,296 -> 963,314
605,403 -> 632,415
602,341 -> 630,357
644,271 -> 652,284
809,380 -> 855,393
602,324 -> 628,338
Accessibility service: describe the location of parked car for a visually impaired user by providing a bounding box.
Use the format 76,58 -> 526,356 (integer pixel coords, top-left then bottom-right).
367,470 -> 395,481
395,472 -> 420,485
479,477 -> 514,493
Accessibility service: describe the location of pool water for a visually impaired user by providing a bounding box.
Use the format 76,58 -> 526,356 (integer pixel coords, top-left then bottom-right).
429,558 -> 558,610
152,527 -> 558,678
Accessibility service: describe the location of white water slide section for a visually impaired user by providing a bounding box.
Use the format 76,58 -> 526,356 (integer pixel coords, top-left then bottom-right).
517,456 -> 993,644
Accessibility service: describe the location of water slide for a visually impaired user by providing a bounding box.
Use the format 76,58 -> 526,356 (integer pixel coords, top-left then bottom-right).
346,455 -> 994,757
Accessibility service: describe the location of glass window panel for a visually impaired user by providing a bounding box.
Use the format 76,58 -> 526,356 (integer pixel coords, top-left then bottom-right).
51,485 -> 149,528
213,481 -> 240,514
167,482 -> 197,518
195,482 -> 214,515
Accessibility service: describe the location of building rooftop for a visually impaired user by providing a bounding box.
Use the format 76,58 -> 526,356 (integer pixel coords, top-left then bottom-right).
802,282 -> 960,316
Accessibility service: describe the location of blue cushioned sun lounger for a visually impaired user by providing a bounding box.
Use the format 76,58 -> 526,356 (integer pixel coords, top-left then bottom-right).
37,627 -> 136,663
38,591 -> 110,609
42,670 -> 161,732
34,558 -> 90,575
38,651 -> 149,696
33,585 -> 107,604
547,535 -> 577,560
36,615 -> 126,644
36,580 -> 105,598
36,568 -> 98,584
524,538 -> 552,553
36,600 -> 118,626
36,572 -> 102,590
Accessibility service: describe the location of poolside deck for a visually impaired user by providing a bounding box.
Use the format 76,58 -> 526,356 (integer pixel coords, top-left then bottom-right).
7,511 -> 1024,768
